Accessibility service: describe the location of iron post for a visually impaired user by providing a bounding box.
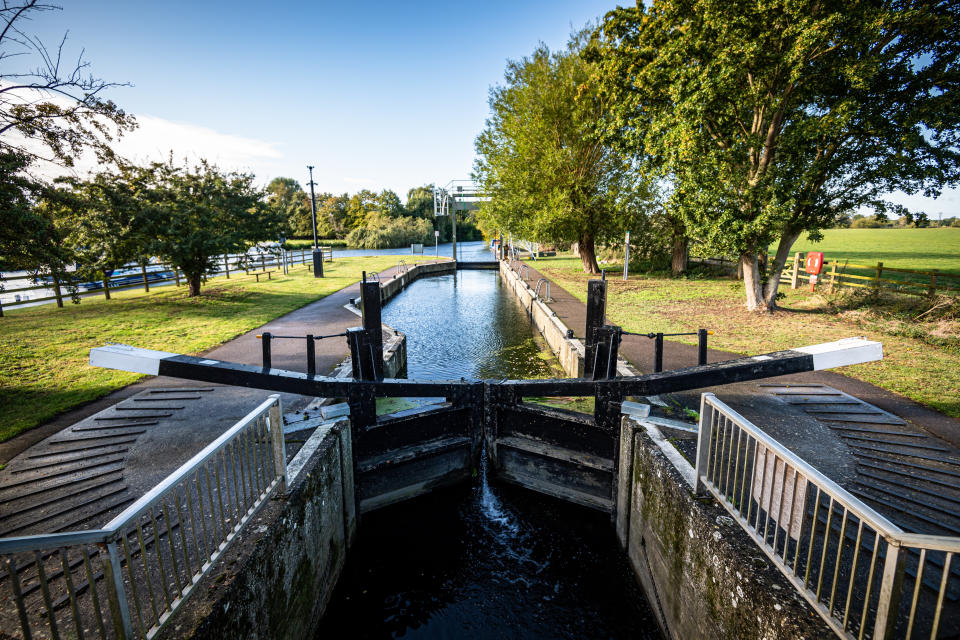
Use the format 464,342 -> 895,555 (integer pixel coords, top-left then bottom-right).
307,165 -> 323,278
261,332 -> 272,370
583,279 -> 607,378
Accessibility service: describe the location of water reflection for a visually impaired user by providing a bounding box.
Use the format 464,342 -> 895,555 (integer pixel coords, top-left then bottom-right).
316,268 -> 659,639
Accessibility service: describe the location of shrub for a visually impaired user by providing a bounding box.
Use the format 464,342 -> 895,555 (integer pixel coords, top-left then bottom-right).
346,212 -> 434,249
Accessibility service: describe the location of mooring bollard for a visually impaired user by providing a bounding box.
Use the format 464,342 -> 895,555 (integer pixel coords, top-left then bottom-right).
306,334 -> 316,377
260,332 -> 272,370
583,278 -> 608,378
360,280 -> 384,380
698,328 -> 709,366
654,333 -> 664,373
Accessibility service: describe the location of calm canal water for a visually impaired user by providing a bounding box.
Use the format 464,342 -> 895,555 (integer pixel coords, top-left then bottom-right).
316,269 -> 659,639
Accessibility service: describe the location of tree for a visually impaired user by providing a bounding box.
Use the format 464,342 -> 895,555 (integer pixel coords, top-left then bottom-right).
319,193 -> 350,238
0,1 -> 136,167
474,34 -> 653,274
56,168 -> 153,298
374,189 -> 403,218
594,0 -> 960,310
0,149 -> 72,279
265,177 -> 313,238
144,159 -> 278,296
405,184 -> 435,219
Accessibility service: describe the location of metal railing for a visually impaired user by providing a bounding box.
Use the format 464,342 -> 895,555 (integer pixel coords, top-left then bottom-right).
534,278 -> 551,302
695,393 -> 959,640
0,395 -> 287,640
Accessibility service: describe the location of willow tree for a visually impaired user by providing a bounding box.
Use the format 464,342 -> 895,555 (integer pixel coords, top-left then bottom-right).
474,35 -> 652,274
594,0 -> 960,309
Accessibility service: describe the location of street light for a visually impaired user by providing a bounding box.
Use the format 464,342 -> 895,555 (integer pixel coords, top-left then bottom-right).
307,165 -> 323,278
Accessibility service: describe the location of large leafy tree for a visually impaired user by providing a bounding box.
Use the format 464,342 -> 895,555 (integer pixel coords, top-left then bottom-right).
57,169 -> 153,297
1,1 -> 133,285
0,149 -> 71,277
474,35 -> 652,274
594,0 -> 960,310
144,159 -> 279,296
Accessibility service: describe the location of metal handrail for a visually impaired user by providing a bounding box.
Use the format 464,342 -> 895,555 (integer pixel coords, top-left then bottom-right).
534,278 -> 551,302
0,395 -> 287,640
695,393 -> 958,640
397,259 -> 408,275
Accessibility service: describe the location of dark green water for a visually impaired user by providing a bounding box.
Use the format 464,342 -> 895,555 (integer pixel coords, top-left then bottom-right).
316,270 -> 659,639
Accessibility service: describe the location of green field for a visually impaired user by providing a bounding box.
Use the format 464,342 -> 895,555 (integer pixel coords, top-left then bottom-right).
787,228 -> 960,274
0,255 -> 441,443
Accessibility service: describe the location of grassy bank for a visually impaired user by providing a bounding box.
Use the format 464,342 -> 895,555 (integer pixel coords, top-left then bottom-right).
533,254 -> 960,419
0,255 -> 441,442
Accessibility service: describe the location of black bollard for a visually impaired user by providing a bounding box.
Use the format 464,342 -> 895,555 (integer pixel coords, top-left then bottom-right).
261,332 -> 272,370
583,278 -> 607,378
698,329 -> 709,366
313,248 -> 324,277
306,334 -> 316,377
360,280 -> 384,380
654,333 -> 664,373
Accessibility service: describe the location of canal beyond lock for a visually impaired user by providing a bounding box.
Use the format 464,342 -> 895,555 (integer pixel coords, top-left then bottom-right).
316,263 -> 660,639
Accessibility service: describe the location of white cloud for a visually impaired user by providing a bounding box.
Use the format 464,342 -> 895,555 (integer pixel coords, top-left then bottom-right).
113,114 -> 283,171
4,84 -> 284,182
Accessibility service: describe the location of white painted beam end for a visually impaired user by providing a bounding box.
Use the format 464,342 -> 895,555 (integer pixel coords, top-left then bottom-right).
89,344 -> 178,376
794,337 -> 882,370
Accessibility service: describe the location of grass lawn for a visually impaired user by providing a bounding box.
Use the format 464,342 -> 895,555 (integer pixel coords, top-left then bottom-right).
533,254 -> 960,420
0,255 -> 442,442
777,227 -> 960,274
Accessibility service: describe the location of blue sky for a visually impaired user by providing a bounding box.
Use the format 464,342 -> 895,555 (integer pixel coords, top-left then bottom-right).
25,0 -> 614,198
22,1 -> 960,217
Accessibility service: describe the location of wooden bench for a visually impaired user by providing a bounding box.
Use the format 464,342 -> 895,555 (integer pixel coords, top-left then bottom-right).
253,271 -> 275,282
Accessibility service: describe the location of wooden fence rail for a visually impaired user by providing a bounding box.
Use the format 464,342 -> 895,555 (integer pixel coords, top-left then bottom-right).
690,254 -> 959,298
0,247 -> 335,316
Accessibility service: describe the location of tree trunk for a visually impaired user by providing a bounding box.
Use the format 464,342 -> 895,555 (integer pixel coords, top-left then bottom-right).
762,231 -> 801,309
671,233 -> 688,276
578,234 -> 600,274
741,253 -> 766,311
187,274 -> 202,297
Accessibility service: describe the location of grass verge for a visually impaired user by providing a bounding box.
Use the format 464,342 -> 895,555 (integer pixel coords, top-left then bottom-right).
533,254 -> 960,419
0,255 -> 442,442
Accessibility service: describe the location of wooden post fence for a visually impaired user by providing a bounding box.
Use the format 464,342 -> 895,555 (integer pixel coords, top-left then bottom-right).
141,264 -> 150,292
828,260 -> 838,293
790,252 -> 801,289
224,254 -> 230,279
930,269 -> 938,297
875,261 -> 884,292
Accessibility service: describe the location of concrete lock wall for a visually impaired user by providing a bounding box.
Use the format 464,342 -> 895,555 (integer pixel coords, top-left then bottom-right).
616,416 -> 833,640
160,420 -> 355,640
499,262 -> 585,377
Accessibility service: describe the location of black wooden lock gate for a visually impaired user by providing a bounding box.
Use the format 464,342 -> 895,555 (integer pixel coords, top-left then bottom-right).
89,275 -> 878,515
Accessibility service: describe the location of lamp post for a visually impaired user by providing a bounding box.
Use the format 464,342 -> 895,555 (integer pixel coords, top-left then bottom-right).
307,165 -> 323,277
